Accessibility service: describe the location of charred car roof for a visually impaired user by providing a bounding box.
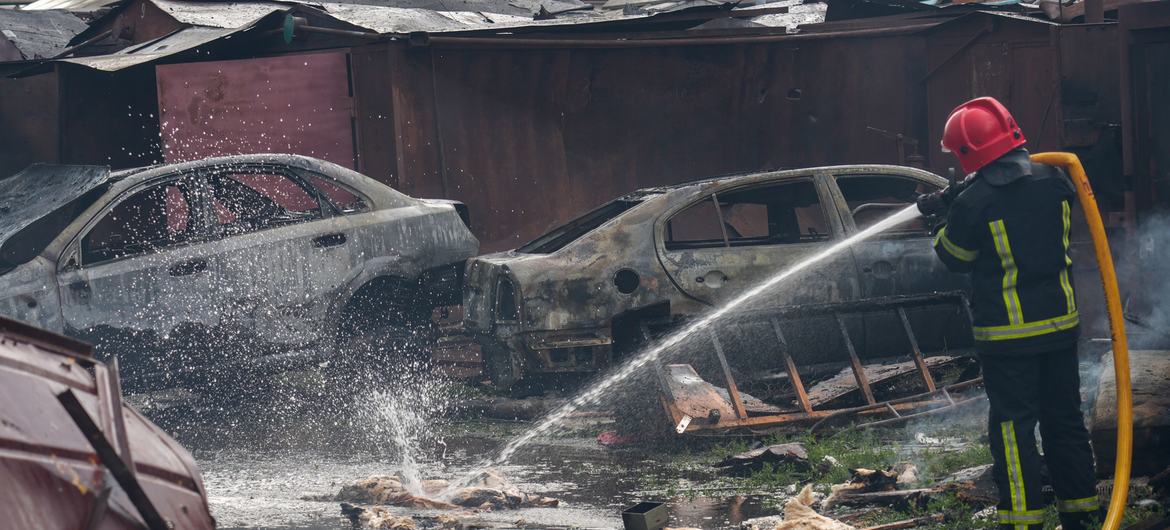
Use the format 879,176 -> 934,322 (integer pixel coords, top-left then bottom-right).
0,164 -> 112,272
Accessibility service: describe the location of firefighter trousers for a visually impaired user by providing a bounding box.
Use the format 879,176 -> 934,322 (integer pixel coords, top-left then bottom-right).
981,346 -> 1100,530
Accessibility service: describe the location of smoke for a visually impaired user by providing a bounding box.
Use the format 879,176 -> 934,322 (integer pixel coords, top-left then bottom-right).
1113,211 -> 1170,348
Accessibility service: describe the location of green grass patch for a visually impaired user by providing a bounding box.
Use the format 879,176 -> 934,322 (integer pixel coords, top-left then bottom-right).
917,444 -> 993,481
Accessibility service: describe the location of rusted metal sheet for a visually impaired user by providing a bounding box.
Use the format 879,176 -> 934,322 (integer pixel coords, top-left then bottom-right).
656,293 -> 984,433
1119,1 -> 1170,214
414,37 -> 929,251
156,51 -> 357,168
0,9 -> 87,62
924,15 -> 1064,174
351,44 -> 398,187
386,12 -> 1121,253
0,70 -> 59,178
0,316 -> 215,529
388,45 -> 447,200
59,64 -> 161,171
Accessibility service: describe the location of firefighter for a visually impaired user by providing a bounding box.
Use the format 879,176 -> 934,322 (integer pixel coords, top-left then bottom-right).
916,97 -> 1100,530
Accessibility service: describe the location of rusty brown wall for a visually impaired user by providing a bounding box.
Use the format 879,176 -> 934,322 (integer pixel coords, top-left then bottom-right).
389,35 -> 930,252
924,18 -> 1063,173
155,51 -> 356,168
351,44 -> 397,186
88,0 -> 185,46
0,71 -> 58,178
58,65 -> 161,170
1120,2 -> 1170,214
375,17 -> 1122,253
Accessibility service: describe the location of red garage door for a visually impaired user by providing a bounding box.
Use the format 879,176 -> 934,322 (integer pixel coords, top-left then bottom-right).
156,52 -> 355,168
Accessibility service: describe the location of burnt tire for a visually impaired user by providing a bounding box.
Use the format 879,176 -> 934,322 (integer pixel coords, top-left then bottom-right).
481,342 -> 520,390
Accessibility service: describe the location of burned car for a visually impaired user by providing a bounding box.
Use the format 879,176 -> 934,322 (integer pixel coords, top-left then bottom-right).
465,165 -> 970,390
0,154 -> 477,389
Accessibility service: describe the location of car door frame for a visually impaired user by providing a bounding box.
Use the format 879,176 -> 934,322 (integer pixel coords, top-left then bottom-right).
54,168 -> 217,340
651,170 -> 854,306
822,165 -> 969,358
822,166 -> 950,298
194,160 -> 358,348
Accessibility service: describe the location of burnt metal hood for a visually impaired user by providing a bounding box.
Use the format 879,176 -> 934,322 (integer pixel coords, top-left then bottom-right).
0,164 -> 110,267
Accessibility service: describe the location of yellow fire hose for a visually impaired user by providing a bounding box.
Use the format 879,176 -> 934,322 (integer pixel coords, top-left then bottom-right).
1031,152 -> 1132,530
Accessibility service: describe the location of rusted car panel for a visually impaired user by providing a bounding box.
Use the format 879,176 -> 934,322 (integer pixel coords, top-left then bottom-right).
0,154 -> 478,387
465,164 -> 966,388
0,316 -> 215,529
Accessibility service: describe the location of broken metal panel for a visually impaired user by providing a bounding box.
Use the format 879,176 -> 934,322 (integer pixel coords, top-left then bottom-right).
0,315 -> 215,529
0,9 -> 87,61
63,27 -> 241,71
150,0 -> 285,28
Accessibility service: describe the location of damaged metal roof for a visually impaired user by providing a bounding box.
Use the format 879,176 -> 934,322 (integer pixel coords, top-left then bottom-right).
49,0 -> 812,71
148,0 -> 287,27
0,9 -> 88,61
61,24 -> 260,70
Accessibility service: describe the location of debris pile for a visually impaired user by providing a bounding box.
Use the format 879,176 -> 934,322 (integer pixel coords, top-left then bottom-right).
744,485 -> 854,530
339,506 -> 465,530
336,470 -> 559,512
716,443 -> 810,476
824,465 -> 930,511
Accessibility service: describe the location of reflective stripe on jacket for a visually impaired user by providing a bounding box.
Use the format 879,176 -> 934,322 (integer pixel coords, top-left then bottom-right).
933,149 -> 1080,355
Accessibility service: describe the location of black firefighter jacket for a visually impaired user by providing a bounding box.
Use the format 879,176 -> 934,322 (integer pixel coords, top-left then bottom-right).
933,148 -> 1080,355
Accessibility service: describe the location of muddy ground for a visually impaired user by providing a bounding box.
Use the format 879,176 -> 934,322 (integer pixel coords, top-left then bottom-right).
134,369 -> 1081,530
150,400 -> 779,529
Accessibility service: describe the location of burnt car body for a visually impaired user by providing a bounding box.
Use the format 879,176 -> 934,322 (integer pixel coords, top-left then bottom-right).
465,165 -> 970,389
0,154 -> 478,388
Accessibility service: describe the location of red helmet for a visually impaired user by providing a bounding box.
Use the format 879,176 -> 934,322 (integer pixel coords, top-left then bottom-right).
941,96 -> 1026,174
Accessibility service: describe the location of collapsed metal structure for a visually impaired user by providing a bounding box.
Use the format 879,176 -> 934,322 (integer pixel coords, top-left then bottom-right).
656,292 -> 986,433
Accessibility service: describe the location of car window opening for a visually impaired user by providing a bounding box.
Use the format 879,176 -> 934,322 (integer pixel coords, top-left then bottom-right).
837,174 -> 940,233
303,172 -> 370,214
82,181 -> 199,266
210,171 -> 323,237
517,199 -> 642,254
666,179 -> 830,250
